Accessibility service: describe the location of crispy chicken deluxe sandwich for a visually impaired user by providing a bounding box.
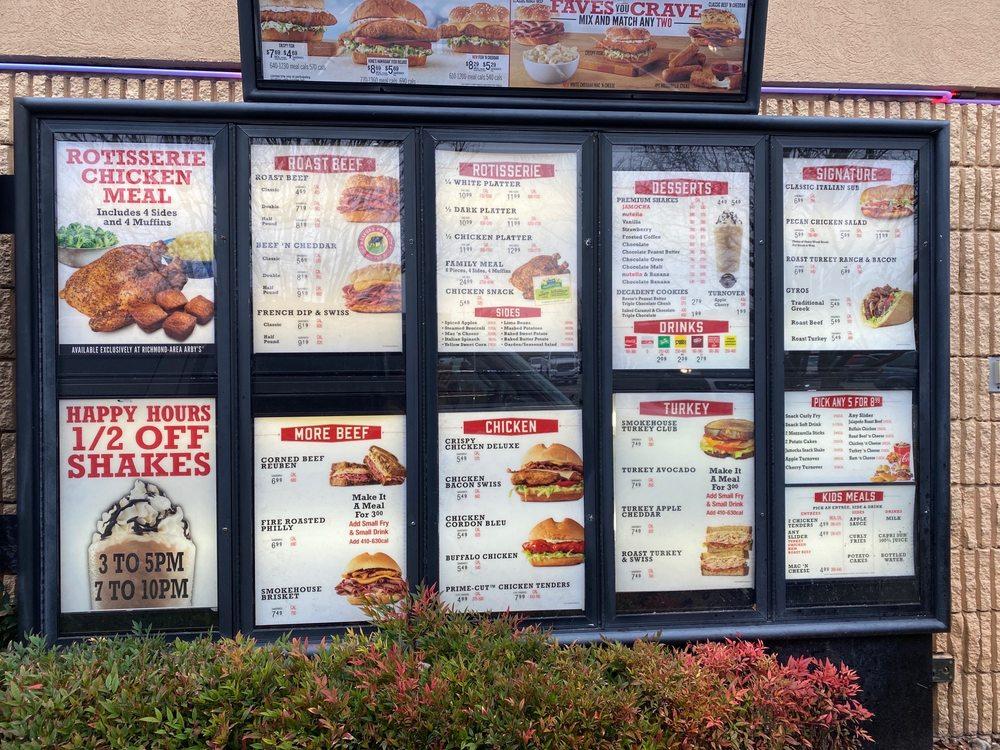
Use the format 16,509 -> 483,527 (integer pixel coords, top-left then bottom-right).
509,443 -> 584,502
522,517 -> 584,567
335,552 -> 407,604
340,0 -> 439,66
260,0 -> 337,42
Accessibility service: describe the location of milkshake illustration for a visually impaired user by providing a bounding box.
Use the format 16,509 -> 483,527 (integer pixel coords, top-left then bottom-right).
87,480 -> 196,610
713,210 -> 743,277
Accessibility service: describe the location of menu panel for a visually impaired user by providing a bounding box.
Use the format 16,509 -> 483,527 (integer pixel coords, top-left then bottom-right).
783,156 -> 916,351
785,391 -> 914,485
55,137 -> 216,356
786,484 -> 915,580
436,147 -> 578,352
438,409 -> 585,612
611,170 -> 750,369
59,398 -> 218,613
254,415 -> 407,626
251,141 -> 403,353
614,392 -> 754,593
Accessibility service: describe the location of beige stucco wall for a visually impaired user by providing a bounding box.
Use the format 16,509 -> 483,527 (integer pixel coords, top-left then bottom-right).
1,0 -> 997,91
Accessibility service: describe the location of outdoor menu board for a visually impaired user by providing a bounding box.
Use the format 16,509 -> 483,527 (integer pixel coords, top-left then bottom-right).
437,409 -> 585,612
785,484 -> 915,580
55,137 -> 216,356
58,398 -> 218,613
611,170 -> 750,369
613,393 -> 754,592
256,0 -> 750,96
436,147 -> 578,352
254,415 -> 407,626
783,157 -> 916,351
785,391 -> 914,485
251,140 -> 403,353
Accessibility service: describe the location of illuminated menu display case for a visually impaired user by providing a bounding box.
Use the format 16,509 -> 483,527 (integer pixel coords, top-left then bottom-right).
14,99 -> 949,643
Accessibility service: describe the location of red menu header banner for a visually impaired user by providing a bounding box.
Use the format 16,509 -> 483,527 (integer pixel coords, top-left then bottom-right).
634,179 -> 729,197
633,318 -> 730,334
280,424 -> 382,442
814,489 -> 885,504
458,162 -> 555,180
273,155 -> 376,173
463,418 -> 560,435
801,165 -> 892,183
638,400 -> 735,418
810,395 -> 884,409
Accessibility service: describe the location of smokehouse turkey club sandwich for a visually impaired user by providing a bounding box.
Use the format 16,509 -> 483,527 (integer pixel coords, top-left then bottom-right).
341,0 -> 439,66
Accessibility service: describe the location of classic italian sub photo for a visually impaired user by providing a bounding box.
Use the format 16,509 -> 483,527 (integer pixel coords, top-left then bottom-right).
522,517 -> 584,567
859,184 -> 914,219
335,552 -> 407,605
509,443 -> 584,502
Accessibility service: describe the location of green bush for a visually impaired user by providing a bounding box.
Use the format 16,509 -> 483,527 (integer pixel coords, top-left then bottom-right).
0,590 -> 872,749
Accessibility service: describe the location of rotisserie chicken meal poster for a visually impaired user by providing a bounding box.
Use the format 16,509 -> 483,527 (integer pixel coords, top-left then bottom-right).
253,415 -> 407,626
55,138 -> 216,355
250,140 -> 404,353
435,147 -> 579,352
782,157 -> 916,352
58,398 -> 218,614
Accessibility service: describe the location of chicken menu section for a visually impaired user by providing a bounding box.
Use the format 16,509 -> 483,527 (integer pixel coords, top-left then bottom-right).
251,141 -> 403,353
783,157 -> 916,351
438,409 -> 585,612
611,170 -> 750,370
786,485 -> 915,580
254,415 -> 407,626
613,393 -> 754,592
436,148 -> 579,352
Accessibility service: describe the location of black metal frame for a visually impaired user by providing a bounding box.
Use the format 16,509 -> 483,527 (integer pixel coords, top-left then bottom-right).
15,98 -> 949,645
236,0 -> 769,115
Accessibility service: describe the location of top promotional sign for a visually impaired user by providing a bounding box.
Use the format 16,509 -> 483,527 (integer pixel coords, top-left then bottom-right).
238,0 -> 767,110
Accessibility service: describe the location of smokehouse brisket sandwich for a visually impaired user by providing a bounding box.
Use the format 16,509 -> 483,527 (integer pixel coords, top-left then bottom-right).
335,552 -> 407,604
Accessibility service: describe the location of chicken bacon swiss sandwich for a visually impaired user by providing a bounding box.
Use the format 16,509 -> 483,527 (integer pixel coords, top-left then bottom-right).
259,0 -> 338,43
340,0 -> 439,66
522,517 -> 584,567
508,443 -> 584,502
335,552 -> 407,604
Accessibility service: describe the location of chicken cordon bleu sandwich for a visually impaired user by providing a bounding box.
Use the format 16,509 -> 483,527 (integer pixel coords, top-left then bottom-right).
511,3 -> 564,46
342,262 -> 402,313
337,174 -> 400,223
260,0 -> 337,42
335,552 -> 407,605
439,2 -> 510,55
522,518 -> 584,567
340,0 -> 439,66
509,443 -> 584,502
596,26 -> 656,65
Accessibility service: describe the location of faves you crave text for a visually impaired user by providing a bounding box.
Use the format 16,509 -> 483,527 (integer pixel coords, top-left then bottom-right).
64,404 -> 213,479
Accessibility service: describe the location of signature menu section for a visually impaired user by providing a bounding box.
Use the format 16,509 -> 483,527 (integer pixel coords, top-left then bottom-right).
254,415 -> 407,626
55,138 -> 216,356
786,485 -> 915,580
783,157 -> 916,351
785,391 -> 914,485
438,409 -> 585,612
251,141 -> 403,353
58,398 -> 218,613
436,147 -> 578,352
611,170 -> 750,369
613,393 -> 754,592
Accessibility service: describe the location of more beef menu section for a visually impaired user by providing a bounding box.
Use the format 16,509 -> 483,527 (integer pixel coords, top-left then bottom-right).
436,148 -> 578,352
786,485 -> 915,579
251,141 -> 403,353
438,409 -> 585,612
612,170 -> 750,369
613,393 -> 754,592
783,157 -> 916,351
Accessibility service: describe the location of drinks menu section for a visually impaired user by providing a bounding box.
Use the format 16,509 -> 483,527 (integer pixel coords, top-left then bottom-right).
251,141 -> 403,353
783,157 -> 916,351
254,415 -> 407,626
611,170 -> 750,370
436,148 -> 578,352
786,484 -> 915,580
438,409 -> 585,612
785,391 -> 914,485
614,393 -> 754,593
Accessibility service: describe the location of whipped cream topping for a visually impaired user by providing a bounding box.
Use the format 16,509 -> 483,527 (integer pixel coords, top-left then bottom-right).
92,480 -> 191,544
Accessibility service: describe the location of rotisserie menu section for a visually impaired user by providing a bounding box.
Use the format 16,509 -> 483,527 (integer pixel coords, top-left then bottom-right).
611,170 -> 750,369
436,148 -> 579,352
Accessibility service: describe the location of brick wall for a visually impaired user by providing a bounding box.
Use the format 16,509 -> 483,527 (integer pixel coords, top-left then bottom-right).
0,71 -> 989,743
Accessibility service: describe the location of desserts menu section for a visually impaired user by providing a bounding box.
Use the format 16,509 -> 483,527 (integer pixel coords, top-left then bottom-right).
58,398 -> 218,613
613,393 -> 754,592
786,485 -> 915,579
785,391 -> 914,485
438,409 -> 585,612
251,141 -> 403,353
783,157 -> 916,351
254,415 -> 407,626
436,147 -> 578,352
612,169 -> 750,369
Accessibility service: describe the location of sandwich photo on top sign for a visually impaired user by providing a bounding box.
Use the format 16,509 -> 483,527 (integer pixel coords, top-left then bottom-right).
258,0 -> 749,94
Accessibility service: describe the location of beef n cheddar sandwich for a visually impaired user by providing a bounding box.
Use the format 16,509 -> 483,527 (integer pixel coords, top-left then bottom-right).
510,4 -> 564,46
687,8 -> 741,47
340,0 -> 439,66
260,0 -> 337,42
509,443 -> 584,502
439,3 -> 510,54
699,418 -> 754,460
859,184 -> 914,219
338,174 -> 400,223
522,517 -> 584,567
343,262 -> 402,313
596,26 -> 656,65
335,552 -> 407,604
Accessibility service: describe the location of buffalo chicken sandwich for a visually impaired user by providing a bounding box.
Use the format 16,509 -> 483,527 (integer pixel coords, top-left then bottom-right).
343,262 -> 402,313
340,0 -> 439,66
859,184 -> 914,219
335,552 -> 407,604
260,0 -> 337,42
699,418 -> 754,460
687,8 -> 741,47
596,26 -> 657,65
337,174 -> 400,223
439,3 -> 510,54
523,517 -> 584,566
509,443 -> 584,502
511,4 -> 564,46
